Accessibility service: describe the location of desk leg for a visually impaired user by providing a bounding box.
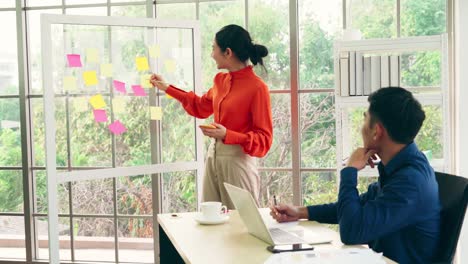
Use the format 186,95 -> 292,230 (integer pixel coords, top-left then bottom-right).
159,224 -> 185,264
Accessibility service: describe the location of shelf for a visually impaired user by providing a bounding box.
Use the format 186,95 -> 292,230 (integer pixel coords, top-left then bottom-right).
335,92 -> 443,106
334,34 -> 451,181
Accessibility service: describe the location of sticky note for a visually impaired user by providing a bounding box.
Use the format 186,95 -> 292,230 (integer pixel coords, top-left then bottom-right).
113,80 -> 126,94
136,56 -> 149,71
140,74 -> 152,88
83,71 -> 98,86
150,106 -> 163,120
89,94 -> 106,109
112,97 -> 125,114
93,109 -> 108,123
132,85 -> 147,96
67,54 -> 82,67
86,48 -> 99,63
164,59 -> 176,73
73,97 -> 88,112
108,120 -> 127,135
101,63 -> 113,77
63,76 -> 77,91
149,45 -> 161,58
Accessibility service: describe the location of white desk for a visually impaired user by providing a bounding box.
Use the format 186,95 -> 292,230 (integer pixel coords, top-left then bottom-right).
157,209 -> 396,264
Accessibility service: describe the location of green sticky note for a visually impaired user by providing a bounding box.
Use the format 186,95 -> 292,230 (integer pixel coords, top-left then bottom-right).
73,97 -> 88,112
100,63 -> 113,77
150,106 -> 163,120
140,74 -> 152,88
164,59 -> 176,73
63,76 -> 77,91
149,45 -> 161,58
112,97 -> 126,114
86,48 -> 99,63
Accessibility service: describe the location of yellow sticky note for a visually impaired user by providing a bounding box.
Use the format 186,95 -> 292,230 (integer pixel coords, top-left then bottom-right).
100,63 -> 113,77
83,71 -> 98,86
86,48 -> 99,63
136,56 -> 149,71
73,97 -> 88,112
140,74 -> 152,88
150,106 -> 163,120
149,45 -> 161,58
89,94 -> 107,109
165,93 -> 173,99
112,97 -> 125,114
63,76 -> 77,91
164,59 -> 176,73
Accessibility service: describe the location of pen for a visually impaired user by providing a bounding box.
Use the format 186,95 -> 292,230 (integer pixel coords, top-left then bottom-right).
150,80 -> 169,85
273,195 -> 277,206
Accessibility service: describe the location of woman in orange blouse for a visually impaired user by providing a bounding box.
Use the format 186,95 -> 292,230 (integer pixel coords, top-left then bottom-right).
150,24 -> 273,209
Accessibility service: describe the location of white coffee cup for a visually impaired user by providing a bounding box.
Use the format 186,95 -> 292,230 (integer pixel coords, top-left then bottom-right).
200,201 -> 227,220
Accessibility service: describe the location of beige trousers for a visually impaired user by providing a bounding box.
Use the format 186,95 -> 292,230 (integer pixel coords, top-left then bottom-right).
202,139 -> 260,209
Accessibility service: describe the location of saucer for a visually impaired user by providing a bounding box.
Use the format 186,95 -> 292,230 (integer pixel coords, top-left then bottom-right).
194,214 -> 229,225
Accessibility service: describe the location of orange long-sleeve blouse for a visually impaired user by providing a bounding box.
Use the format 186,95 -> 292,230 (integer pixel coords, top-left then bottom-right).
165,66 -> 273,157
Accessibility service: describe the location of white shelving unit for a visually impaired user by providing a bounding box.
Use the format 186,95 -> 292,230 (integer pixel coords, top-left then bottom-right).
334,34 -> 450,178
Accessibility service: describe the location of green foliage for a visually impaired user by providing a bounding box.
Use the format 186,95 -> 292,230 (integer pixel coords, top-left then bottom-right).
350,0 -> 396,38
416,106 -> 443,158
401,51 -> 441,87
300,20 -> 335,89
303,173 -> 337,206
401,0 -> 446,37
400,0 -> 445,88
0,169 -> 22,212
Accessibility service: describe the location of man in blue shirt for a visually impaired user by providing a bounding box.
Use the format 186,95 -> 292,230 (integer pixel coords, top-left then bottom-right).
271,87 -> 441,264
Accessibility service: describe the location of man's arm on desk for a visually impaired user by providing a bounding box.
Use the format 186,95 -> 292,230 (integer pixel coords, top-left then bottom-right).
270,203 -> 338,224
270,204 -> 308,222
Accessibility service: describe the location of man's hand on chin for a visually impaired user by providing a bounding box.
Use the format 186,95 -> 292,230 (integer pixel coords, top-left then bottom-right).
347,148 -> 378,170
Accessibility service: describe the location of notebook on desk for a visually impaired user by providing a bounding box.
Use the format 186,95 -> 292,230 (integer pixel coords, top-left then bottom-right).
224,183 -> 333,246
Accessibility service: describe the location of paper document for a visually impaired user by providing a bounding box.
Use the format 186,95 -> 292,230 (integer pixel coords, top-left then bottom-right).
264,248 -> 386,264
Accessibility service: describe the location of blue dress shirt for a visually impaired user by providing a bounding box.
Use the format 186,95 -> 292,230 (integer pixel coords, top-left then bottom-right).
307,142 -> 441,264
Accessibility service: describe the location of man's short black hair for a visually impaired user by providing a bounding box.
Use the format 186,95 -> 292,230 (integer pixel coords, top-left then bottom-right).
368,87 -> 425,144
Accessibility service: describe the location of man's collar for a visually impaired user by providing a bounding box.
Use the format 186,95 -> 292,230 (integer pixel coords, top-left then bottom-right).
378,142 -> 418,176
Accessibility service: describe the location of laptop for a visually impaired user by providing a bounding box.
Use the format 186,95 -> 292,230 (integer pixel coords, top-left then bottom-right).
224,182 -> 333,246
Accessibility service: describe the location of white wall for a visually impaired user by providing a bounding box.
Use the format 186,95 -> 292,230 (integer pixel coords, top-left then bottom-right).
455,0 -> 468,263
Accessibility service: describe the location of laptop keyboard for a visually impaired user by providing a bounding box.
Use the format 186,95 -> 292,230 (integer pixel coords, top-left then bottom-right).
269,228 -> 306,244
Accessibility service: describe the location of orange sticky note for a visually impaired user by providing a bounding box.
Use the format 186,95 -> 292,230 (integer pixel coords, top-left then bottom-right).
136,56 -> 149,71
83,71 -> 98,86
89,94 -> 106,109
150,106 -> 163,120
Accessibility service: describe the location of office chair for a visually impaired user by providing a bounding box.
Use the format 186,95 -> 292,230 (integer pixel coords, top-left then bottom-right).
432,171 -> 468,264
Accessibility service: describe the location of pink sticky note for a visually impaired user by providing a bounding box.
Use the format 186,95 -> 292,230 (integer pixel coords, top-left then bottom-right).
113,80 -> 127,94
67,54 -> 82,67
93,109 -> 108,123
132,85 -> 147,96
108,120 -> 127,135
